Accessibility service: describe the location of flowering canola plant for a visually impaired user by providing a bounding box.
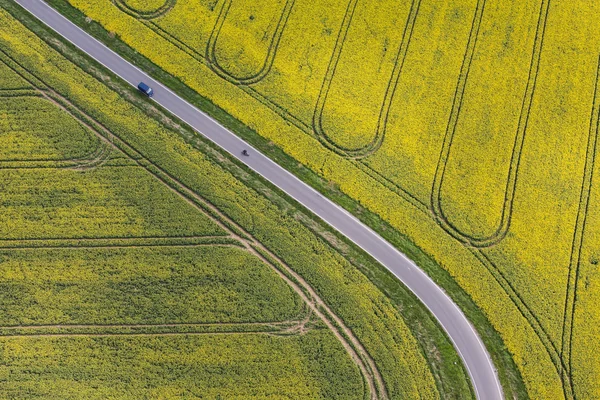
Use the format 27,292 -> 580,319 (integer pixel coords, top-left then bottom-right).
0,5 -> 443,399
62,0 -> 600,397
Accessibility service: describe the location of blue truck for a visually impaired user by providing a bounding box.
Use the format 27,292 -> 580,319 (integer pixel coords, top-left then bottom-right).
137,82 -> 154,97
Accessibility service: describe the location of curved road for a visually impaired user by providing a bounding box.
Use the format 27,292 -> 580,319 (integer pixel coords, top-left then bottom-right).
14,0 -> 503,398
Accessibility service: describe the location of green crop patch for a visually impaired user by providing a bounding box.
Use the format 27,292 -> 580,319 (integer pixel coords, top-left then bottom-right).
0,95 -> 100,163
0,166 -> 226,240
0,246 -> 304,326
0,331 -> 363,399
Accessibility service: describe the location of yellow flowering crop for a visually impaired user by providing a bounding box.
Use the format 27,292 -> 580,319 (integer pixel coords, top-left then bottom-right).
63,0 -> 600,397
0,5 -> 444,398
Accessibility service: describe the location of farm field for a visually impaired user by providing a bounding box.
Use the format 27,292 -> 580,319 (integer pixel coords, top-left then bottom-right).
0,3 -> 474,399
51,0 -> 600,398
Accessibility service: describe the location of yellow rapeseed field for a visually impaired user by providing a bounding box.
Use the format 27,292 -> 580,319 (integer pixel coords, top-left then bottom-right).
0,5 -> 447,398
63,0 -> 600,397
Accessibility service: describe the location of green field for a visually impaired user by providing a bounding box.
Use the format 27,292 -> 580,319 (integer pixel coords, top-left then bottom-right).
0,3 -> 475,398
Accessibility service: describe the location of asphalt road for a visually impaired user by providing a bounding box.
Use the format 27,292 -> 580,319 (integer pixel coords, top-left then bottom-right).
14,0 -> 504,398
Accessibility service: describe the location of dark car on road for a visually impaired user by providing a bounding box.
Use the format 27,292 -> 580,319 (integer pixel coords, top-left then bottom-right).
137,82 -> 154,97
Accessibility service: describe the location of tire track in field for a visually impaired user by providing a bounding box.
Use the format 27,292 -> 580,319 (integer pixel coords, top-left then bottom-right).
471,248 -> 571,398
40,90 -> 116,170
68,137 -> 113,171
430,0 -> 550,248
0,81 -> 109,170
0,309 -> 315,338
205,0 -> 295,85
422,3 -> 572,390
0,88 -> 36,96
312,0 -> 420,158
111,0 -> 176,20
0,235 -> 238,250
560,55 -> 600,400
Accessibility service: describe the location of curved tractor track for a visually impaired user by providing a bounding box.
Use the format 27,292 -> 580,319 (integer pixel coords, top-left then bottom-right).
205,0 -> 296,85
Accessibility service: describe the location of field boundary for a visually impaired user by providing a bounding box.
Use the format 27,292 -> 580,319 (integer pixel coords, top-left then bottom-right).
0,235 -> 239,250
0,307 -> 317,338
111,0 -> 176,20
